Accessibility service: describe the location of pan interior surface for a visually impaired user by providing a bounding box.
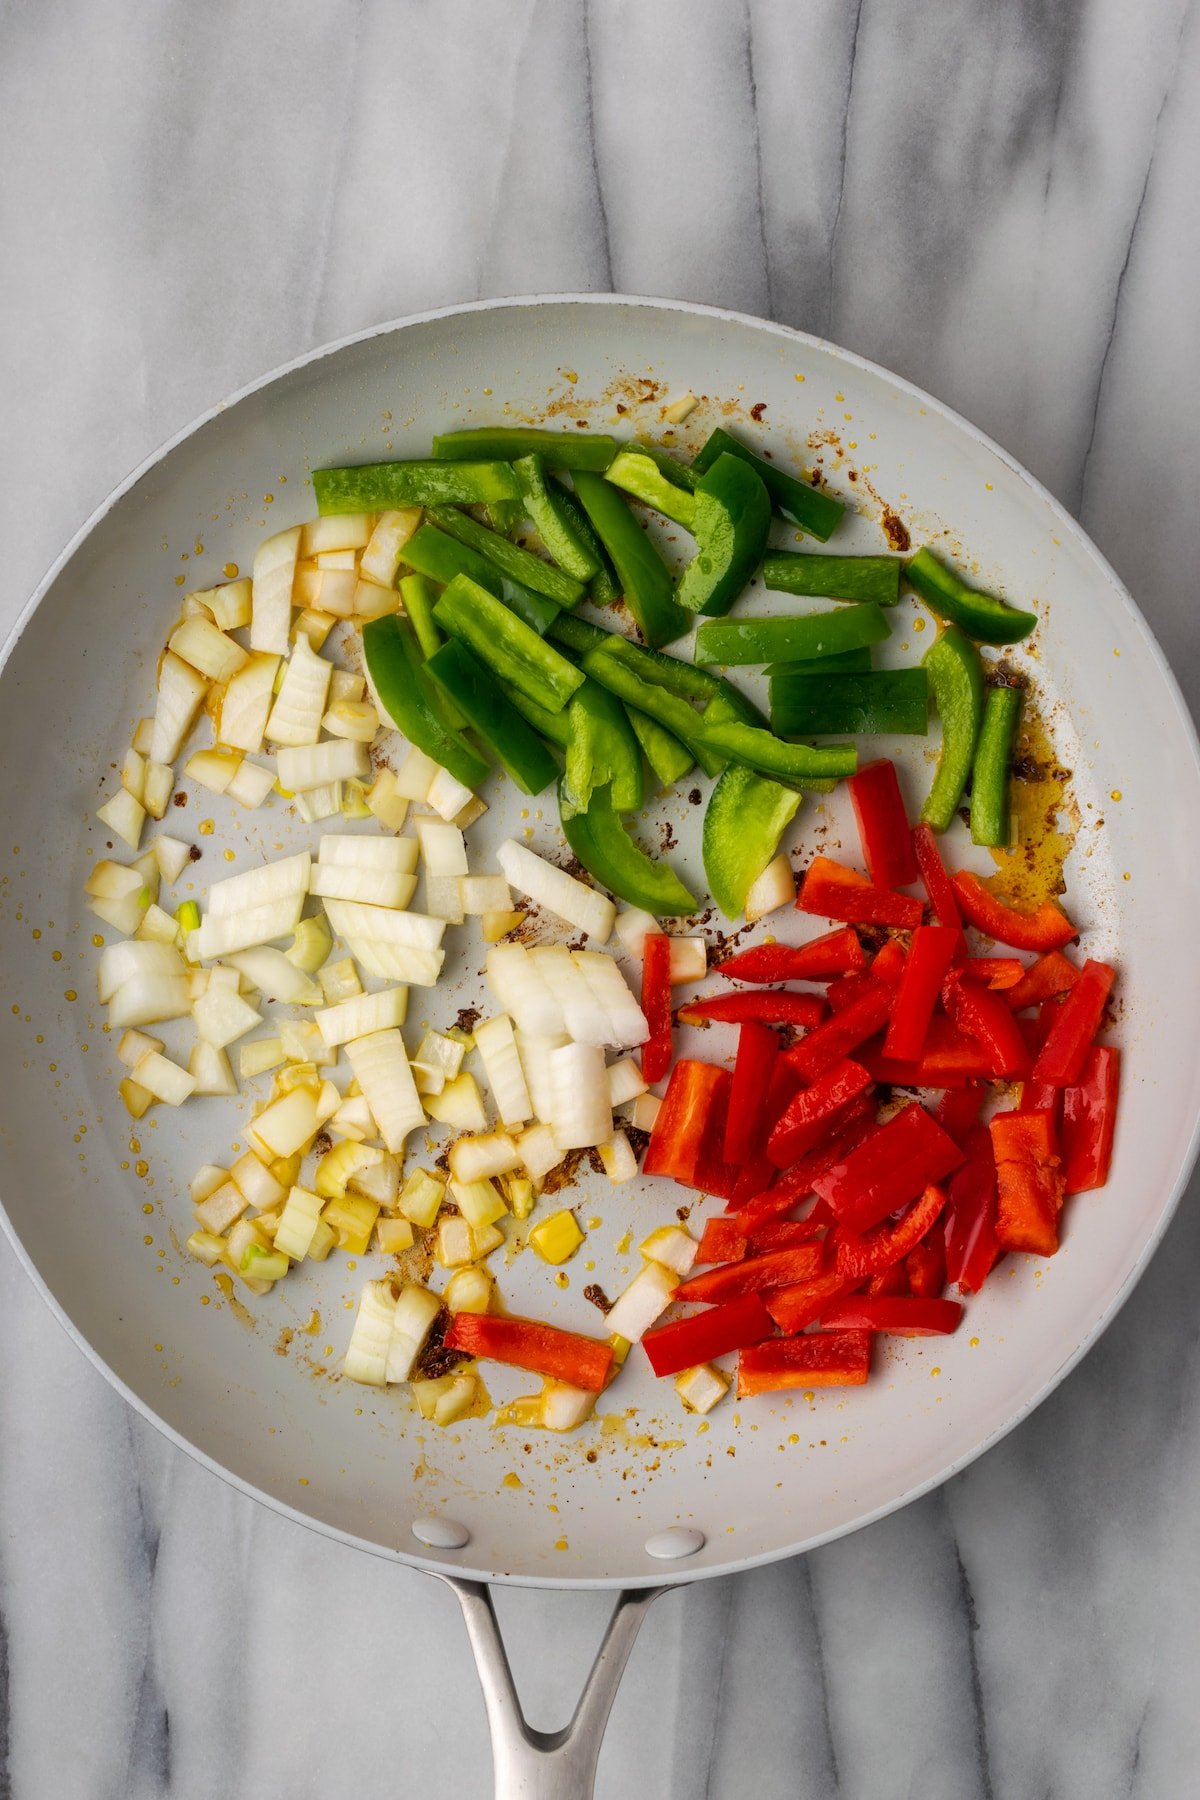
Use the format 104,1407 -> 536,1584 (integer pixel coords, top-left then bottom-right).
1,297 -> 1196,1588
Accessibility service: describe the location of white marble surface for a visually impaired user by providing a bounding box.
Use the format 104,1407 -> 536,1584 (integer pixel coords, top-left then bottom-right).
2,1 -> 1200,1794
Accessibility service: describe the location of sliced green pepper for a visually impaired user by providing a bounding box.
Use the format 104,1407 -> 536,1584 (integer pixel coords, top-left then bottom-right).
703,766 -> 802,919
361,616 -> 490,791
432,427 -> 618,472
676,453 -> 771,617
428,505 -> 584,608
506,686 -> 571,750
762,552 -> 901,606
697,720 -> 857,783
593,633 -> 721,703
548,612 -> 609,657
398,573 -> 443,662
562,683 -> 644,817
425,641 -> 558,796
906,547 -> 1037,644
579,641 -> 724,778
433,574 -> 583,713
625,706 -> 694,787
571,471 -> 691,647
769,669 -> 929,736
630,442 -> 697,492
971,683 -> 1023,848
400,523 -> 558,635
604,449 -> 698,530
700,675 -> 767,730
560,781 -> 697,917
693,427 -> 845,539
512,455 -> 600,582
695,603 -> 890,666
314,460 -> 518,514
486,498 -> 524,537
549,479 -> 620,606
921,625 -> 985,832
772,646 -> 874,678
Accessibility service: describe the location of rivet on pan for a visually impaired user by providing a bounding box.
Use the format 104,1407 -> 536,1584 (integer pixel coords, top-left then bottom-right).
644,1527 -> 705,1560
412,1515 -> 471,1550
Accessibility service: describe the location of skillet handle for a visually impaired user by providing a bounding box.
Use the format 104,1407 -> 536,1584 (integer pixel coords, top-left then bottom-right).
435,1574 -> 666,1798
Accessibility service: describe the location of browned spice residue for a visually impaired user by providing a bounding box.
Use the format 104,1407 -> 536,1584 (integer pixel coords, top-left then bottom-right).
274,1327 -> 294,1357
750,401 -> 767,422
454,1006 -> 481,1035
173,792 -> 188,808
188,844 -> 201,861
659,821 -> 678,853
414,1308 -> 466,1380
881,508 -> 911,553
688,787 -> 702,805
583,1283 -> 612,1315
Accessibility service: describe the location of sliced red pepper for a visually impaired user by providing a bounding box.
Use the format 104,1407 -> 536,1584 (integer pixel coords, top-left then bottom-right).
723,1022 -> 779,1164
825,971 -> 874,1012
642,1292 -> 775,1378
990,1109 -> 1064,1256
883,925 -> 961,1062
831,1183 -> 947,1280
861,1014 -> 995,1089
905,1236 -> 947,1298
943,970 -> 1031,1078
445,1312 -> 614,1391
1062,1044 -> 1120,1195
731,1114 -> 877,1234
944,1122 -> 1000,1294
869,937 -> 907,987
750,1217 -> 829,1252
737,1331 -> 871,1395
1031,960 -> 1116,1087
1019,1079 -> 1062,1124
813,1297 -> 963,1336
1005,949 -> 1080,1012
912,823 -> 961,928
677,990 -> 826,1029
934,1084 -> 986,1145
768,1057 -> 874,1167
728,1145 -> 784,1208
717,929 -> 866,983
689,1069 -> 743,1201
798,855 -> 924,931
766,1273 -> 856,1334
848,759 -> 918,889
813,1104 -> 963,1234
867,1262 -> 909,1297
643,1059 -> 725,1184
951,871 -> 1076,952
964,956 -> 1025,990
640,933 -> 673,1084
697,1216 -> 748,1264
785,978 -> 892,1081
675,1242 -> 824,1305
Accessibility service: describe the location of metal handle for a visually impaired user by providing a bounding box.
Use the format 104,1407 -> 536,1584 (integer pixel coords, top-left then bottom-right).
435,1574 -> 667,1798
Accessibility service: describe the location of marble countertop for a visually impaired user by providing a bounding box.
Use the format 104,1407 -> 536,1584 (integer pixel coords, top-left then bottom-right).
3,1 -> 1200,1794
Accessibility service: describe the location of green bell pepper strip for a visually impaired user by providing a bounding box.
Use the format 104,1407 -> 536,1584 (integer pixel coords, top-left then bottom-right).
630,443 -> 698,492
697,720 -> 857,783
431,427 -> 618,472
769,669 -> 929,737
571,471 -> 691,647
604,449 -> 698,530
548,612 -> 609,657
432,575 -> 583,714
398,573 -> 443,662
512,455 -> 600,582
361,616 -> 490,790
506,686 -> 572,749
700,675 -> 768,730
579,643 -> 724,779
703,766 -> 803,920
693,427 -> 845,539
762,552 -> 901,606
314,460 -> 519,514
560,781 -> 697,917
675,453 -> 772,617
906,546 -> 1037,644
549,478 -> 620,606
971,683 -> 1023,848
593,632 -> 721,704
921,625 -> 985,832
695,603 -> 890,666
562,683 -> 644,817
772,646 -> 874,678
625,706 -> 694,787
428,505 -> 585,608
486,498 -> 525,537
401,522 -> 557,634
425,641 -> 558,796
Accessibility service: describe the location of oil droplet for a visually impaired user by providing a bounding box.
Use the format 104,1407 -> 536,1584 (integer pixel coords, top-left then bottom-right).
554,1271 -> 569,1288
1110,789 -> 1122,802
144,1235 -> 154,1246
175,574 -> 186,587
198,819 -> 215,836
587,1217 -> 602,1230
142,1203 -> 154,1215
298,1476 -> 309,1486
264,495 -> 274,505
969,1336 -> 980,1347
64,989 -> 77,1002
31,928 -> 40,940
555,1537 -> 569,1551
482,388 -> 493,396
200,1294 -> 211,1305
52,951 -> 62,962
1123,871 -> 1132,881
92,933 -> 104,947
913,617 -> 926,631
130,1138 -> 141,1153
930,1366 -> 941,1378
193,542 -> 204,556
502,1472 -> 523,1489
135,1160 -> 149,1178
794,372 -> 805,382
835,392 -> 845,402
10,1005 -> 17,1016
223,848 -> 236,862
223,562 -> 239,579
563,370 -> 578,384
787,1432 -> 800,1445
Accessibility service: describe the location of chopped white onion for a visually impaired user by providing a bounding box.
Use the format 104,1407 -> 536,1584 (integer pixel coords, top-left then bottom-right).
514,1030 -> 568,1125
132,1049 -> 197,1107
571,951 -> 650,1048
108,971 -> 192,1029
203,577 -> 253,632
96,787 -> 145,851
448,1132 -> 522,1184
168,615 -> 249,684
310,865 -> 417,909
193,985 -> 263,1050
316,987 -> 408,1048
614,907 -> 657,958
266,635 -> 332,747
248,1085 -> 319,1159
472,1015 -> 532,1128
301,513 -> 374,555
675,1363 -> 731,1415
218,653 -> 280,754
385,1283 -> 443,1383
426,766 -> 476,822
541,1381 -> 598,1431
423,1072 -> 488,1132
98,939 -> 185,1003
251,526 -> 302,655
142,761 -> 175,819
391,746 -> 439,802
153,836 -> 192,884
223,947 -> 322,1006
640,1224 -> 698,1276
548,1043 -> 612,1150
414,817 -> 467,877
150,651 -> 208,765
188,1040 -> 238,1096
460,874 -> 511,915
603,1262 -> 680,1343
184,748 -> 242,795
318,834 -> 419,873
366,769 -> 409,831
276,739 -> 370,792
360,507 -> 421,585
344,1029 -> 425,1152
486,945 -> 567,1037
531,946 -> 611,1046
207,853 -> 311,917
745,852 -> 796,923
496,839 -> 615,942
514,1121 -> 562,1185
193,895 -> 306,958
622,1091 -> 662,1134
607,1057 -> 647,1106
598,1130 -> 638,1184
344,1280 -> 397,1386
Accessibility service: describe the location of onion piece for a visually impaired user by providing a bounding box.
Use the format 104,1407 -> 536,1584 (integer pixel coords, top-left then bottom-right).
486,945 -> 567,1037
414,818 -> 468,878
224,947 -> 322,1005
203,577 -> 253,632
276,739 -> 370,792
607,1057 -> 646,1106
193,985 -> 262,1049
344,1280 -> 397,1386
319,957 -> 361,1001
675,1363 -> 731,1415
142,761 -> 175,819
514,1122 -> 562,1185
392,747 -> 439,802
132,1049 -> 197,1106
745,852 -> 796,922
195,1180 -> 249,1235
572,951 -> 650,1049
473,1015 -> 532,1127
251,526 -> 301,654
226,759 -> 276,810
548,1043 -> 612,1149
150,651 -> 207,764
310,865 -> 417,909
514,1030 -> 568,1125
238,1036 -> 285,1079
193,895 -> 306,958
248,1085 -> 320,1159
360,508 -> 422,585
460,874 -> 511,915
423,1072 -> 488,1132
541,1381 -> 597,1432
265,635 -> 333,747
316,987 -> 408,1048
273,1185 -> 325,1260
117,1028 -> 162,1068
614,907 -> 657,958
598,1131 -> 638,1184
219,653 -> 280,754
366,770 -> 409,832
604,1263 -> 680,1343
184,748 -> 242,795
322,699 -> 380,740
426,767 -> 476,822
531,946 -> 611,1046
386,1284 -> 442,1383
207,852 -> 311,917
622,1092 -> 662,1134
449,1133 -> 522,1184
97,787 -> 145,850
496,840 -> 615,942
135,902 -> 181,946
294,783 -> 342,823
344,1029 -> 425,1152
168,615 -> 249,683
640,1225 -> 698,1276
98,939 -> 185,1003
188,1041 -> 237,1096
153,836 -> 192,884
318,835 -> 419,873
301,513 -> 374,555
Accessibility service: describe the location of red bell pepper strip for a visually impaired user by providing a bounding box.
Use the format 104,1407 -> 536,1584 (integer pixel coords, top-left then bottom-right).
964,956 -> 1025,990
445,1312 -> 614,1391
848,760 -> 919,889
813,1104 -> 963,1234
1019,1079 -> 1061,1124
640,933 -> 673,1084
905,1236 -> 947,1298
825,971 -> 874,1012
729,1145 -> 784,1208
675,1242 -> 824,1305
689,1070 -> 744,1201
697,1216 -> 748,1264
766,1273 -> 856,1334
785,978 -> 892,1081
831,1184 -> 947,1281
813,1297 -> 963,1336
867,1262 -> 910,1297
943,1122 -> 1000,1293
1005,949 -> 1080,1012
722,1024 -> 778,1164
1062,1044 -> 1120,1195
934,1084 -> 985,1145
737,1331 -> 871,1395
798,855 -> 924,931
750,1217 -> 830,1252
731,1114 -> 876,1234
861,1014 -> 995,1088
1030,959 -> 1116,1086
942,970 -> 1031,1078
951,871 -> 1077,952
990,1109 -> 1064,1256
912,823 -> 961,928
869,937 -> 908,987
768,1057 -> 874,1167
677,990 -> 827,1029
883,926 -> 961,1062
642,1293 -> 775,1378
643,1060 -> 725,1184
717,929 -> 866,983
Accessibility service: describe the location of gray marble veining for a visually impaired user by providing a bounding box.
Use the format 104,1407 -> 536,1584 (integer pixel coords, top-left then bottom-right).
2,1 -> 1199,1794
